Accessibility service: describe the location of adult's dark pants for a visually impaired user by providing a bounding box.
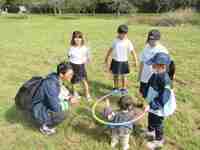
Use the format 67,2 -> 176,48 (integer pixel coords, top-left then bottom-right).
47,111 -> 67,127
32,103 -> 67,127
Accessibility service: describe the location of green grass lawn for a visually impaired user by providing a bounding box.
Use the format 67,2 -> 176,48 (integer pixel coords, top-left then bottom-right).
0,14 -> 200,150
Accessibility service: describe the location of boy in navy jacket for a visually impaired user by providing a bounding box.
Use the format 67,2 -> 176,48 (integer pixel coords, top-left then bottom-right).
145,53 -> 174,149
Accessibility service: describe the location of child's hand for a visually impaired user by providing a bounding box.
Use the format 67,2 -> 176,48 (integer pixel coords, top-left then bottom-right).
136,91 -> 147,108
107,112 -> 115,120
103,107 -> 114,120
87,58 -> 91,64
145,105 -> 150,112
150,101 -> 159,110
82,57 -> 90,64
69,96 -> 79,104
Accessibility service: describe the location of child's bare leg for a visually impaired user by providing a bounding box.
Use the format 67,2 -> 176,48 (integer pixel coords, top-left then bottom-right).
82,79 -> 90,97
122,75 -> 128,89
111,130 -> 119,148
120,134 -> 130,150
113,75 -> 119,89
72,84 -> 80,98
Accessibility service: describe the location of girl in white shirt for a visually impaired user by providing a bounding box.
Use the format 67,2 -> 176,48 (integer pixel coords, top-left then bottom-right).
105,24 -> 138,95
138,29 -> 169,98
68,31 -> 91,101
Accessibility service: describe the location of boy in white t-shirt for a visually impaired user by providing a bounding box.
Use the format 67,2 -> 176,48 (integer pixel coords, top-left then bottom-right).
105,24 -> 138,95
138,29 -> 169,98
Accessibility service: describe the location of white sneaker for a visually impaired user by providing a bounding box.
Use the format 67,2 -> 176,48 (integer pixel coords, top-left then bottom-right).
40,124 -> 56,135
122,144 -> 130,150
145,130 -> 156,141
86,95 -> 92,102
146,139 -> 164,150
111,140 -> 118,148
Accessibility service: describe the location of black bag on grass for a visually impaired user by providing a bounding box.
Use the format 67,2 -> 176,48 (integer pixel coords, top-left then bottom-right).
15,76 -> 44,111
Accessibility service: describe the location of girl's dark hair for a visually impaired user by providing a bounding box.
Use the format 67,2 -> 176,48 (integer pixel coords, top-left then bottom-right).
146,29 -> 161,43
70,31 -> 85,46
57,61 -> 73,75
168,60 -> 176,81
118,96 -> 133,111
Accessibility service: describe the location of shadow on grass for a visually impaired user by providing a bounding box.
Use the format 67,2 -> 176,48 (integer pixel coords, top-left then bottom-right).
56,15 -> 80,20
89,80 -> 113,98
64,105 -> 109,143
70,116 -> 109,143
55,14 -> 124,20
2,14 -> 29,20
5,105 -> 37,131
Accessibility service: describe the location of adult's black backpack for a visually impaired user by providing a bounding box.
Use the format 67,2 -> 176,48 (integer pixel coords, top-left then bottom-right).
15,76 -> 44,111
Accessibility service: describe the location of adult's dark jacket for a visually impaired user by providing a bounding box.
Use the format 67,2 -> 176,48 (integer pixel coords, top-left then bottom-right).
31,73 -> 65,126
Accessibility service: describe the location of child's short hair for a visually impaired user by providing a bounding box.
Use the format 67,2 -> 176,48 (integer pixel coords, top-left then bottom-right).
117,24 -> 128,33
146,29 -> 161,43
57,61 -> 73,75
118,96 -> 133,111
70,31 -> 85,46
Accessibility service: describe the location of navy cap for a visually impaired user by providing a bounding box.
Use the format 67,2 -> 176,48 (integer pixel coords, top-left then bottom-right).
147,53 -> 171,65
118,24 -> 128,33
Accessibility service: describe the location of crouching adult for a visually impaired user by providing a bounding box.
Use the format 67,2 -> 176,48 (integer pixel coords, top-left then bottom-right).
31,62 -> 76,135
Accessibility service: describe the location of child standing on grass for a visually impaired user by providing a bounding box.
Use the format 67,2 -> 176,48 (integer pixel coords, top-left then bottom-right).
144,53 -> 176,149
105,24 -> 138,95
138,29 -> 169,98
103,96 -> 136,150
68,31 -> 91,101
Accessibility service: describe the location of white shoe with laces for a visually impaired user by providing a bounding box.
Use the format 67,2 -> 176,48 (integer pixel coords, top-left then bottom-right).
141,128 -> 155,141
40,124 -> 56,135
145,130 -> 156,141
146,139 -> 164,150
111,140 -> 118,148
86,95 -> 92,102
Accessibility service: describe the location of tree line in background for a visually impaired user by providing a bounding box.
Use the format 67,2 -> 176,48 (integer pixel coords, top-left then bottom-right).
0,0 -> 200,14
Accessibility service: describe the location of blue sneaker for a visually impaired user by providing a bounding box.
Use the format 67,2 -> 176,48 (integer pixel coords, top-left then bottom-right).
111,88 -> 121,96
120,89 -> 128,95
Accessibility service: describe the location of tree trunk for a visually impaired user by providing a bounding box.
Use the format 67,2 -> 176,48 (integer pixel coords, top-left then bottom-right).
92,9 -> 95,16
58,8 -> 62,15
116,7 -> 120,16
156,2 -> 161,13
53,7 -> 57,15
116,2 -> 120,16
